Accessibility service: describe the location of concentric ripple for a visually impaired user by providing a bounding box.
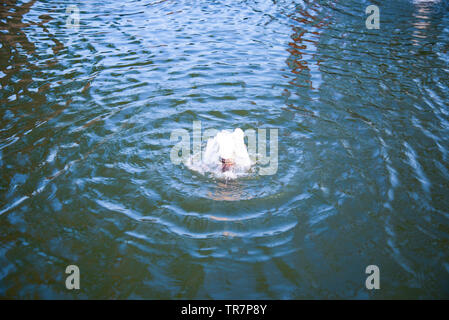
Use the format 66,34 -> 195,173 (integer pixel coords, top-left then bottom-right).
1,0 -> 449,299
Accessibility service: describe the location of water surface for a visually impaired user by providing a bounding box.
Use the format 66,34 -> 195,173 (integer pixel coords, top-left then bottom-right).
1,0 -> 449,299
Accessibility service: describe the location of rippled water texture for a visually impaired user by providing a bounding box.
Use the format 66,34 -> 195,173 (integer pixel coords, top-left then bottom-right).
1,0 -> 449,299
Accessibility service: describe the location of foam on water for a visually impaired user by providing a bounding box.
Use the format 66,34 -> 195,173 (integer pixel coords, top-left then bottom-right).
186,128 -> 252,179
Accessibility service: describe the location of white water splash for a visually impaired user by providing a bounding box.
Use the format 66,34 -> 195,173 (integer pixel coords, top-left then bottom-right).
187,128 -> 252,179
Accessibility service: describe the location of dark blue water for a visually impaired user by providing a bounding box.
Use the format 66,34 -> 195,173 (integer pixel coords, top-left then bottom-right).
1,0 -> 449,299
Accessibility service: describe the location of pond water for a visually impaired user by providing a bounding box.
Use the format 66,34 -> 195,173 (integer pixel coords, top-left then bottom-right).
1,0 -> 449,299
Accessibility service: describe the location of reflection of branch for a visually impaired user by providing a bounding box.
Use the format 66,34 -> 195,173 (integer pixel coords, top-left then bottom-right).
285,2 -> 328,90
0,1 -> 73,159
0,0 -> 37,54
0,1 -> 38,81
